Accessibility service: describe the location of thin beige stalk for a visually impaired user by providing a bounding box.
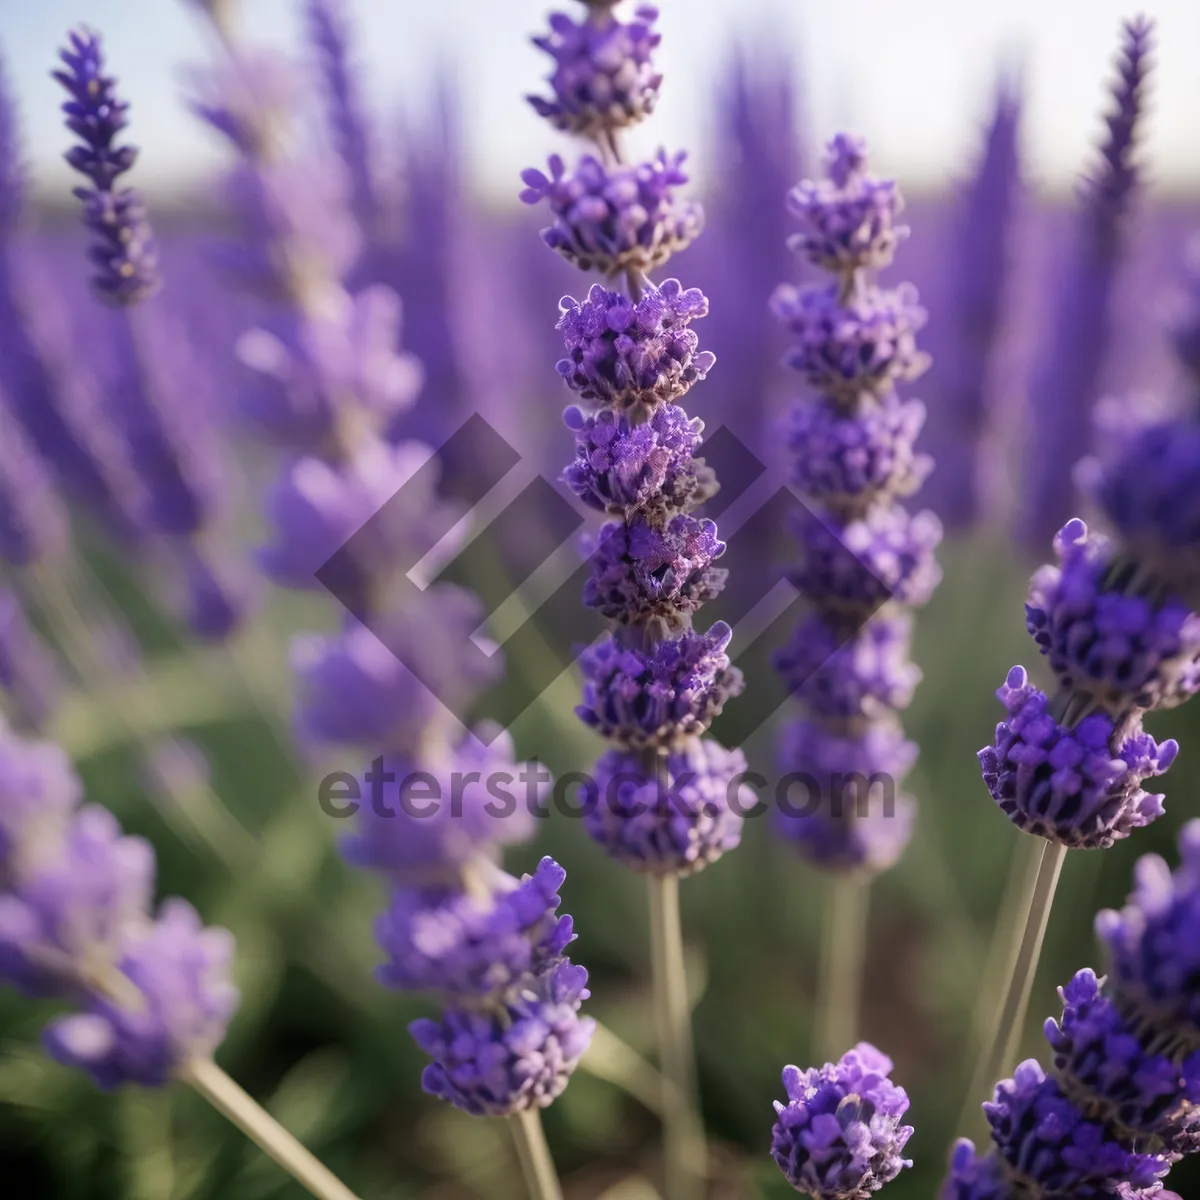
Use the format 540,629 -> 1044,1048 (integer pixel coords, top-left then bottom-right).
181,1057 -> 360,1200
647,872 -> 706,1200
508,1107 -> 565,1200
814,873 -> 871,1063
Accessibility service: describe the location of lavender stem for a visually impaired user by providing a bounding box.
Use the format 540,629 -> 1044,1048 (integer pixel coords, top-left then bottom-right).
508,1108 -> 564,1200
815,873 -> 870,1063
958,839 -> 1068,1139
182,1057 -> 361,1200
647,872 -> 706,1200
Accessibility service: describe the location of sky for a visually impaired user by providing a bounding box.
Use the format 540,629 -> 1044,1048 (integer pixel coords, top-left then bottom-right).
4,0 -> 1200,204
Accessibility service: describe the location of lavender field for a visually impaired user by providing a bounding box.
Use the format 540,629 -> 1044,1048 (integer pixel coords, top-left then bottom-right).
2,1 -> 1200,1198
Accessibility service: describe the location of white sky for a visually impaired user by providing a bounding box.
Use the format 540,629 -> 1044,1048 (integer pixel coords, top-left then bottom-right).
4,0 -> 1200,203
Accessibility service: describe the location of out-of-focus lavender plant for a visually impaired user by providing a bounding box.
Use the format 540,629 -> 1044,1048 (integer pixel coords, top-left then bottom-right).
925,69 -> 1022,527
187,9 -> 591,1192
770,134 -> 941,1060
522,5 -> 751,1196
53,29 -> 251,640
944,822 -> 1200,1199
1017,17 -> 1153,551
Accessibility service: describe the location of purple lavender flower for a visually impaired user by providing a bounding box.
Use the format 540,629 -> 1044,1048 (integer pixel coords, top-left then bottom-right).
44,898 -> 238,1089
575,624 -> 744,750
1045,968 -> 1200,1154
770,1043 -> 914,1199
1026,520 -> 1200,713
528,4 -> 662,138
0,53 -> 25,236
938,1140 -> 1013,1200
928,71 -> 1022,527
376,857 -> 574,1000
984,1059 -> 1171,1198
53,29 -> 159,305
184,47 -> 302,158
305,0 -> 378,234
774,136 -> 938,874
783,391 -> 932,510
770,281 -> 929,402
555,279 -> 716,411
562,402 -> 714,515
237,285 -> 423,446
1170,235 -> 1200,384
1096,820 -> 1200,1049
410,960 -> 596,1117
583,513 -> 727,627
586,738 -> 747,876
521,151 -> 703,276
978,665 -> 1175,849
0,730 -> 81,877
1018,18 -> 1154,550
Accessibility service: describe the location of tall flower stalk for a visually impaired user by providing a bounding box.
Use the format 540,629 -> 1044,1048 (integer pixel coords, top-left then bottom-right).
1017,17 -> 1153,550
188,8 -> 592,1195
770,135 -> 942,1059
522,4 -> 749,1196
944,822 -> 1200,1199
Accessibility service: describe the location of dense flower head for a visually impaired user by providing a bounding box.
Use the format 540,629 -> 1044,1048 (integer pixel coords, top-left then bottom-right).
586,738 -> 747,876
562,403 -> 714,514
783,392 -> 932,509
338,728 -> 540,880
770,1043 -> 914,1199
259,435 -> 457,601
1044,968 -> 1200,1154
0,805 -> 154,997
410,959 -> 595,1116
788,505 -> 944,614
984,1059 -> 1171,1198
376,857 -> 575,1001
0,592 -> 62,734
775,719 -> 917,872
520,151 -> 703,275
0,403 -> 69,567
237,284 -> 423,446
1026,519 -> 1200,713
576,623 -> 744,749
978,666 -> 1176,848
555,279 -> 715,410
43,898 -> 238,1089
583,513 -> 727,627
771,282 -> 930,402
785,135 -> 908,275
774,613 -> 922,721
1096,821 -> 1200,1049
1081,418 -> 1200,605
53,29 -> 160,305
528,5 -> 662,138
291,589 -> 501,753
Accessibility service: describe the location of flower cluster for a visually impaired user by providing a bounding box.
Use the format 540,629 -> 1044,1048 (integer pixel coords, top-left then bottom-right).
0,723 -> 238,1089
943,822 -> 1200,1197
525,0 -> 747,876
770,1043 -> 915,1198
772,135 -> 941,874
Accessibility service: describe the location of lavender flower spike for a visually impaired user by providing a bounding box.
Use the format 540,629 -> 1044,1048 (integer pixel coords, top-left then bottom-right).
1018,17 -> 1153,550
770,1043 -> 914,1198
53,29 -> 159,305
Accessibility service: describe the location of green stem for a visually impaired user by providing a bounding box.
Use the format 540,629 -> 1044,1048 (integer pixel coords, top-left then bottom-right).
647,873 -> 706,1200
182,1058 -> 360,1200
508,1108 -> 564,1200
957,839 -> 1067,1139
815,873 -> 870,1063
